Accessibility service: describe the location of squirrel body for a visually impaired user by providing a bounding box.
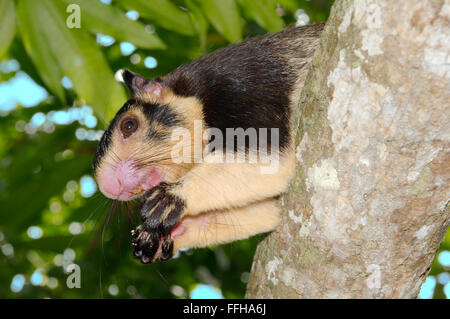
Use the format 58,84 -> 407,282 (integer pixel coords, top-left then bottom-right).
94,23 -> 324,263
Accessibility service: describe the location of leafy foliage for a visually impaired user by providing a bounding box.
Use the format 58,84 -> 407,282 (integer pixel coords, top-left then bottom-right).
0,0 -> 446,299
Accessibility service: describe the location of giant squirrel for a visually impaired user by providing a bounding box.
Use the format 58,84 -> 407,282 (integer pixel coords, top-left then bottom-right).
93,23 -> 325,264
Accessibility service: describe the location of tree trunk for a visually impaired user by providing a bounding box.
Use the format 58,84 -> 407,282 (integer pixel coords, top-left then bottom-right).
246,0 -> 450,299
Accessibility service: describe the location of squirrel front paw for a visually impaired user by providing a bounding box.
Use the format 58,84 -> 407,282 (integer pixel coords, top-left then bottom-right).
131,182 -> 184,264
131,225 -> 174,263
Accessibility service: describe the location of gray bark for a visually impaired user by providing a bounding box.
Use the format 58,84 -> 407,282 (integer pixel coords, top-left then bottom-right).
246,0 -> 450,298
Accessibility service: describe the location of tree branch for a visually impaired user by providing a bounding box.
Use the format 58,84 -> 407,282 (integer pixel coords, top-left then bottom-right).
246,0 -> 450,298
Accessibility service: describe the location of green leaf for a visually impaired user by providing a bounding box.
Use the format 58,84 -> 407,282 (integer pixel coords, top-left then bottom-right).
185,0 -> 209,50
60,0 -> 166,50
13,234 -> 91,251
278,0 -> 334,22
199,0 -> 242,43
0,123 -> 96,236
19,0 -> 127,123
277,0 -> 301,13
17,0 -> 66,103
0,0 -> 16,60
8,39 -> 48,90
237,0 -> 284,32
115,0 -> 196,36
1,155 -> 92,230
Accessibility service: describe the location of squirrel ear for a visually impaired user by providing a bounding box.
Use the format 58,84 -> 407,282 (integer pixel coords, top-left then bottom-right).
116,69 -> 164,99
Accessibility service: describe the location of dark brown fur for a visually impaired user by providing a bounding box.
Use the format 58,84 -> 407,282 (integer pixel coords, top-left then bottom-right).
161,23 -> 325,150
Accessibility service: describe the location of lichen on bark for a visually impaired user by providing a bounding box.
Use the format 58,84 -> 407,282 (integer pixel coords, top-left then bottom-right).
246,0 -> 450,299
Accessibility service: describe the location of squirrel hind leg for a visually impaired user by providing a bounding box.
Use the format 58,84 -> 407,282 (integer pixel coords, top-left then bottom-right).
172,198 -> 280,253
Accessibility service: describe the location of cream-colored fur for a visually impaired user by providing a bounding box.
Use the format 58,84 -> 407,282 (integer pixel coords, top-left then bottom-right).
171,147 -> 295,217
173,198 -> 280,252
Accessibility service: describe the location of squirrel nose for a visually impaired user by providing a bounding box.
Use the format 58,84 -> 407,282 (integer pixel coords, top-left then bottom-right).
99,173 -> 123,199
96,159 -> 141,200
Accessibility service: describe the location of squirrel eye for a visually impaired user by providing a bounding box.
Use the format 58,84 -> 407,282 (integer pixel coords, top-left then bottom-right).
120,116 -> 139,138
